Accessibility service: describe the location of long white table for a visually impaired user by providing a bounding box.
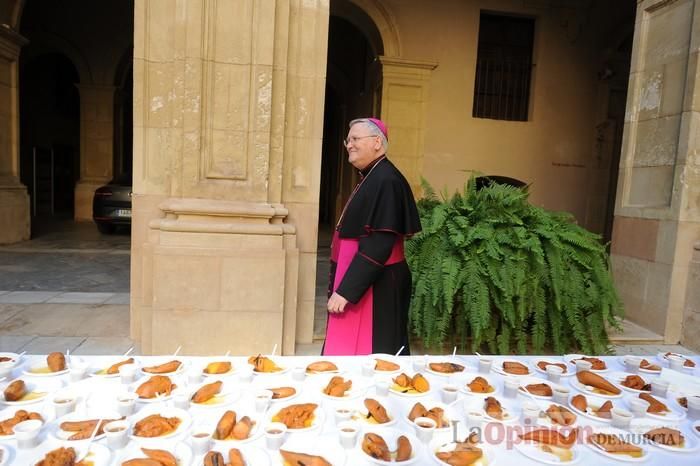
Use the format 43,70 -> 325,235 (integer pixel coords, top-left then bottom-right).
0,353 -> 698,465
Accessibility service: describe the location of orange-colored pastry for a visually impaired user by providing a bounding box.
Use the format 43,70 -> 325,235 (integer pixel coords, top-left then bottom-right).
621,375 -> 651,391
362,432 -> 390,461
375,359 -> 400,371
60,417 -> 122,440
133,414 -> 181,437
576,370 -> 621,395
47,352 -> 66,372
639,393 -> 669,413
228,449 -> 246,466
35,447 -> 76,466
305,361 -> 338,373
595,401 -> 613,419
412,373 -> 430,392
435,448 -> 483,466
105,357 -> 134,375
203,361 -> 231,374
364,398 -> 390,423
520,428 -> 578,448
467,376 -> 492,393
231,416 -> 252,440
269,386 -> 296,399
545,404 -> 577,426
122,459 -> 162,466
135,375 -> 175,399
248,354 -> 282,373
639,359 -> 661,371
142,360 -> 181,374
3,380 -> 26,402
273,403 -> 317,429
571,394 -> 587,412
191,381 -> 222,403
280,450 -> 332,466
215,410 -> 236,440
203,451 -> 224,466
0,409 -> 42,435
393,373 -> 411,387
523,383 -> 552,397
141,448 -> 177,466
573,357 -> 606,370
590,433 -> 642,454
644,427 -> 683,446
428,362 -> 464,373
408,402 -> 427,421
396,435 -> 412,461
537,361 -> 568,373
425,407 -> 448,427
484,397 -> 504,420
503,361 -> 529,375
323,376 -> 352,397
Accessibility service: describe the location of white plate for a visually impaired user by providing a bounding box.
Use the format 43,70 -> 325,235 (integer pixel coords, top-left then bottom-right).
88,357 -> 136,378
628,420 -> 700,453
200,358 -> 238,377
585,426 -> 650,462
567,394 -> 616,423
657,352 -> 696,368
316,374 -> 367,401
463,396 -> 519,423
49,411 -> 122,442
0,405 -> 48,440
268,400 -> 325,433
207,409 -> 265,445
248,355 -> 289,376
115,443 -> 192,466
517,377 -> 560,400
278,434 -> 346,466
349,397 -> 398,427
130,406 -> 191,440
21,361 -> 69,377
0,444 -> 10,466
0,352 -> 21,367
357,427 -> 422,465
188,379 -> 240,408
430,438 -> 493,466
304,360 -> 341,375
564,354 -> 609,373
623,394 -> 686,422
515,440 -> 580,464
387,371 -> 433,398
619,355 -> 662,374
456,373 -> 501,397
569,376 -> 623,399
139,358 -> 185,376
491,358 -> 533,377
370,354 -> 403,375
207,444 -> 270,465
129,375 -> 179,403
533,358 -> 574,377
0,377 -> 62,405
22,441 -> 111,466
609,371 -> 655,394
424,358 -> 471,377
402,401 -> 454,431
253,378 -> 303,403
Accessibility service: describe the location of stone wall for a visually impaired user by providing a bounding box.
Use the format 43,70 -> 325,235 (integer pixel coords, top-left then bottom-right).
681,242 -> 700,351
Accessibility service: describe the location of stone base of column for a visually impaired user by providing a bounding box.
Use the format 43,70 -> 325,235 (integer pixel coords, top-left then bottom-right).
0,182 -> 30,244
74,179 -> 109,222
136,198 -> 299,355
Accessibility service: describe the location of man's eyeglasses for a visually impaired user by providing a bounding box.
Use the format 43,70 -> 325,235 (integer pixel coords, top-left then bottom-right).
343,135 -> 377,146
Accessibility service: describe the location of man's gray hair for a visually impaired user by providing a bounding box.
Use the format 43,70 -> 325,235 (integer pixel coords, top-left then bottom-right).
349,118 -> 389,152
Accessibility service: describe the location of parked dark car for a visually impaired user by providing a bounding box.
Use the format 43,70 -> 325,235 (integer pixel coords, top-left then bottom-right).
92,174 -> 132,233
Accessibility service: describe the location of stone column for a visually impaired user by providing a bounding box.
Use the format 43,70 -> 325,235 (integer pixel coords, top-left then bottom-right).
132,0 -> 328,355
611,0 -> 700,343
74,84 -> 115,221
379,56 -> 438,196
0,25 -> 29,244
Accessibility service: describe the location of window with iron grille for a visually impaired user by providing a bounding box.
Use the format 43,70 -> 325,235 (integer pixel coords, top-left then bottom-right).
473,13 -> 535,121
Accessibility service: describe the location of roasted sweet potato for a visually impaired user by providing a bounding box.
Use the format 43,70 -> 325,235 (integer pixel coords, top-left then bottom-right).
396,435 -> 412,461
191,381 -> 222,403
47,352 -> 66,372
3,380 -> 26,402
203,361 -> 231,374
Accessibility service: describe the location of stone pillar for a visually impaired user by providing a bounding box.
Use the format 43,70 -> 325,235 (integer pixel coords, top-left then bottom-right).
379,56 -> 438,196
74,84 -> 115,221
132,0 -> 327,355
0,25 -> 29,244
611,0 -> 700,343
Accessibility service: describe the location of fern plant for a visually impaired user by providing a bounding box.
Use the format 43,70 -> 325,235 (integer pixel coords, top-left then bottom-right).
405,177 -> 623,354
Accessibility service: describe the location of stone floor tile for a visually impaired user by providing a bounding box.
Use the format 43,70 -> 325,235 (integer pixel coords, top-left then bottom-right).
72,337 -> 138,355
18,336 -> 86,354
0,335 -> 37,352
294,341 -> 323,356
104,293 -> 130,305
0,304 -> 129,337
0,291 -> 8,296
46,292 -> 114,304
0,291 -> 62,304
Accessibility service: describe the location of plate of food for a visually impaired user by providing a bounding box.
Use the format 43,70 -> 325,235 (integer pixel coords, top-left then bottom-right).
610,372 -> 654,394
188,379 -> 240,408
0,378 -> 61,405
618,355 -> 661,374
458,374 -> 500,396
358,427 -> 422,465
115,444 -> 192,466
89,357 -> 136,378
22,352 -> 69,377
464,396 -> 519,423
430,436 -> 492,466
269,400 -> 325,433
657,352 -> 696,369
388,372 -> 432,397
129,406 -> 191,440
570,371 -> 623,398
204,445 -> 270,466
370,354 -> 403,375
23,442 -> 111,466
564,354 -> 609,373
569,393 -> 616,423
585,426 -> 650,462
517,378 -> 559,399
318,374 -> 367,401
0,444 -> 10,466
279,434 -> 345,466
130,375 -> 178,403
628,421 -> 699,452
253,377 -> 303,403
627,393 -> 686,422
0,405 -> 46,440
514,428 -> 580,464
305,360 -> 341,375
49,412 -> 123,442
349,397 -> 398,427
208,408 -> 265,444
139,358 -> 184,376
676,395 -> 700,412
425,358 -> 471,377
201,358 -> 237,377
404,401 -> 454,431
491,358 -> 532,377
247,354 -> 288,375
537,403 -> 579,427
533,358 -> 574,377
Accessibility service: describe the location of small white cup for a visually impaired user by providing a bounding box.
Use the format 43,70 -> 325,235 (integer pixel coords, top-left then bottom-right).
190,430 -> 212,455
69,358 -> 89,382
610,407 -> 633,429
412,356 -> 426,372
465,408 -> 486,430
52,392 -> 77,418
361,359 -> 375,377
14,419 -> 42,449
546,365 -> 564,383
118,363 -> 137,384
441,384 -> 459,404
575,360 -> 593,373
238,367 -> 253,384
187,368 -> 203,386
624,356 -> 642,374
687,396 -> 700,420
503,378 -> 519,399
552,386 -> 570,406
628,397 -> 649,417
173,391 -> 190,410
254,389 -> 274,412
650,379 -> 669,397
413,416 -> 436,443
522,401 -> 540,425
375,379 -> 390,397
334,406 -> 353,425
667,355 -> 685,372
264,422 -> 287,450
0,362 -> 14,379
103,419 -> 129,449
338,420 -> 360,449
291,367 -> 306,382
115,392 -> 137,417
478,357 -> 493,374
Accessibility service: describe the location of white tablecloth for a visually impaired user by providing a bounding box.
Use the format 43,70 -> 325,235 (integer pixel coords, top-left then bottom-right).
0,353 -> 698,465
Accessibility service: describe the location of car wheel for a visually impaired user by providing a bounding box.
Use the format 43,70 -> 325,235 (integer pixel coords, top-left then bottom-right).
96,222 -> 116,234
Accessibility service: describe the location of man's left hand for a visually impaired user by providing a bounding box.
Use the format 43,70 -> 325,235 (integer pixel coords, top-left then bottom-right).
327,292 -> 349,313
